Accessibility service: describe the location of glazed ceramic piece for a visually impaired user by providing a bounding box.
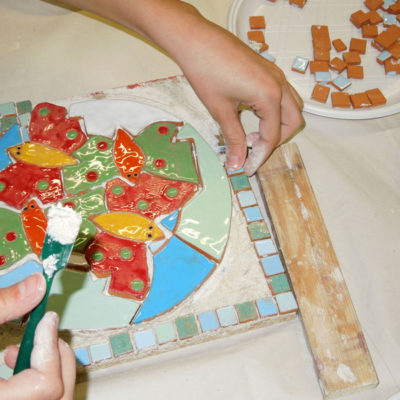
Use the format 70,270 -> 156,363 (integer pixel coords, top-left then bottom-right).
175,124 -> 231,262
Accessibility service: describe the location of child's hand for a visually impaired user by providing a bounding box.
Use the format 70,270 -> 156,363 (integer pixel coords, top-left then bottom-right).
0,274 -> 76,400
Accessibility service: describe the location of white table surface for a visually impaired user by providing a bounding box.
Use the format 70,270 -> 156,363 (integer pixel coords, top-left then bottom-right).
1,1 -> 399,399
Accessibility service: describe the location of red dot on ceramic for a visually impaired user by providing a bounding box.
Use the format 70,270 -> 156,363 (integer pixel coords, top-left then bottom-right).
5,232 -> 17,242
64,202 -> 75,209
154,159 -> 166,168
97,141 -> 109,150
158,126 -> 169,135
0,256 -> 6,266
86,171 -> 98,182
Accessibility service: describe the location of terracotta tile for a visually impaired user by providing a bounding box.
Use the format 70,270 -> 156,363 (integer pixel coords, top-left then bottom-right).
350,10 -> 370,28
343,51 -> 362,64
310,60 -> 329,73
384,58 -> 400,74
311,84 -> 330,103
314,47 -> 330,62
362,24 -> 378,38
350,92 -> 372,108
364,0 -> 383,9
347,64 -> 364,79
367,10 -> 384,24
350,38 -> 368,54
311,25 -> 331,49
330,57 -> 347,73
365,88 -> 387,106
331,92 -> 351,108
259,43 -> 269,53
332,38 -> 347,52
247,30 -> 265,43
374,25 -> 400,50
388,1 -> 400,14
289,0 -> 307,7
390,42 -> 400,59
249,16 -> 266,30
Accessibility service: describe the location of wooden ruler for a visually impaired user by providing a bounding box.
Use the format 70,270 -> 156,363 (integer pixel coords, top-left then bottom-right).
257,143 -> 378,399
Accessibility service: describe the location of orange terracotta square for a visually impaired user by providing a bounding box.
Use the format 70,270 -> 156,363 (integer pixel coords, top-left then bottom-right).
314,47 -> 330,62
247,30 -> 265,43
330,57 -> 347,73
343,51 -> 362,64
365,88 -> 387,106
310,61 -> 330,73
350,92 -> 372,108
384,58 -> 400,74
331,92 -> 351,108
311,25 -> 331,49
290,0 -> 307,7
364,0 -> 383,10
311,84 -> 330,103
259,43 -> 269,53
350,10 -> 370,28
332,38 -> 347,52
347,64 -> 364,79
362,24 -> 378,38
390,42 -> 400,59
374,25 -> 400,50
249,16 -> 266,30
388,1 -> 400,14
367,10 -> 383,24
350,38 -> 367,54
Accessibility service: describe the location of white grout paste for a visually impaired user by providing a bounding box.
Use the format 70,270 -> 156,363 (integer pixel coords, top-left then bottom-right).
42,254 -> 59,279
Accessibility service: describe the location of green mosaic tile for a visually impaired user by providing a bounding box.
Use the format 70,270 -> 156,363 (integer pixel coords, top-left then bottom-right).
155,322 -> 177,344
16,100 -> 32,115
0,115 -> 18,132
270,274 -> 291,294
235,301 -> 259,323
248,221 -> 271,241
230,174 -> 251,192
176,315 -> 199,339
109,332 -> 134,356
0,102 -> 15,116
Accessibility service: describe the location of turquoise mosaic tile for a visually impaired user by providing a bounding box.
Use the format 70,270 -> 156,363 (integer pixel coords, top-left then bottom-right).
216,305 -> 238,327
0,364 -> 12,380
235,301 -> 258,323
16,100 -> 32,115
110,332 -> 134,356
75,347 -> 90,366
276,292 -> 298,313
90,342 -> 112,363
261,255 -> 284,276
0,116 -> 18,132
18,112 -> 31,127
133,329 -> 156,350
237,189 -> 257,207
270,274 -> 291,294
0,102 -> 15,116
230,174 -> 251,191
176,315 -> 199,339
198,311 -> 219,332
155,322 -> 177,344
243,206 -> 263,222
256,298 -> 278,317
248,220 -> 270,240
21,126 -> 30,142
255,238 -> 276,256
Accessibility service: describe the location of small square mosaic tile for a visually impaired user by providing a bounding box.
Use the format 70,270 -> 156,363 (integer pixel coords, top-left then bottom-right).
110,332 -> 134,356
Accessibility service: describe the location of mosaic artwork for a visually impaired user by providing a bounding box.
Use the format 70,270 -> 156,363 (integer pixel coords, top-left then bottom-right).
0,86 -> 297,378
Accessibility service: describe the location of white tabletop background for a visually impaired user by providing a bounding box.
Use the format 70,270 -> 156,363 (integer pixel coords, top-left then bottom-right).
0,1 -> 399,399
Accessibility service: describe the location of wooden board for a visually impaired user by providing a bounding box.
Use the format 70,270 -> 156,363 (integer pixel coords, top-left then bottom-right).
257,143 -> 378,399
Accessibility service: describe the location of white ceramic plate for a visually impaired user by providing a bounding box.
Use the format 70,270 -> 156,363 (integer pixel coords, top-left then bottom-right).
228,0 -> 400,119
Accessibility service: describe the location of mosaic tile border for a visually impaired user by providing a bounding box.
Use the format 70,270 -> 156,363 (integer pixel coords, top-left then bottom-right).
0,99 -> 298,375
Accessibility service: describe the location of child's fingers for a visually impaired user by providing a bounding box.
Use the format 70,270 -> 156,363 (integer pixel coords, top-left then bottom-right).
4,345 -> 19,369
58,339 -> 76,400
0,274 -> 46,324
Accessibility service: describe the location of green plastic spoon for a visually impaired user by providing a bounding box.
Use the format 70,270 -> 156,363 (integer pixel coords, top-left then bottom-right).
13,204 -> 82,375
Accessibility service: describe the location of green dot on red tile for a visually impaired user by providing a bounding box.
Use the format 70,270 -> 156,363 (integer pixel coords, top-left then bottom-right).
66,130 -> 79,139
175,315 -> 199,339
137,200 -> 148,210
131,279 -> 144,292
36,180 -> 49,191
39,107 -> 50,116
235,302 -> 259,323
166,187 -> 178,197
92,251 -> 104,262
120,248 -> 132,260
0,182 -> 5,192
109,332 -> 133,356
112,185 -> 124,195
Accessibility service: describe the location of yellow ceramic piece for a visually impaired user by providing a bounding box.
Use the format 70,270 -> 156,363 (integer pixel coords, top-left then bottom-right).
8,143 -> 78,167
93,212 -> 164,242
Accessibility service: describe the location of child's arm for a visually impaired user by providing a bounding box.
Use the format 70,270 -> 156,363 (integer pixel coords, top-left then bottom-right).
0,274 -> 76,400
59,0 -> 304,175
